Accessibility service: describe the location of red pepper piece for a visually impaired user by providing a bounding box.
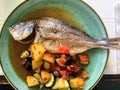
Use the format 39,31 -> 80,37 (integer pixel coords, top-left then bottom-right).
66,66 -> 72,71
59,70 -> 67,79
58,46 -> 70,54
79,54 -> 90,65
59,57 -> 66,67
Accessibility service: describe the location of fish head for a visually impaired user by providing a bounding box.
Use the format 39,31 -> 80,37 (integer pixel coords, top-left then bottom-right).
8,20 -> 36,41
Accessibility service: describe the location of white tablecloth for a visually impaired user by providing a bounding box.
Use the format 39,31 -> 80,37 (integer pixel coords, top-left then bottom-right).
0,0 -> 120,75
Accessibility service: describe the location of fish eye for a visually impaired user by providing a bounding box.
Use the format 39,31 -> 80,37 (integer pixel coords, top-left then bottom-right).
53,29 -> 58,33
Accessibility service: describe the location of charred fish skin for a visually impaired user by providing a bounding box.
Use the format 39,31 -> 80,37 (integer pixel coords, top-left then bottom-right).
9,17 -> 120,55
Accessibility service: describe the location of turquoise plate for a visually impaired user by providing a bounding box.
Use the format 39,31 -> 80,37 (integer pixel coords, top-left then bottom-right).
0,0 -> 108,90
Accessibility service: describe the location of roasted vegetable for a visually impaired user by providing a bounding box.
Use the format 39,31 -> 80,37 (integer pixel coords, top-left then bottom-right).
56,54 -> 67,67
70,77 -> 85,88
79,54 -> 90,65
43,61 -> 50,70
21,46 -> 89,89
53,71 -> 60,77
20,50 -> 30,59
59,70 -> 67,79
26,76 -> 39,87
21,58 -> 28,66
41,70 -> 51,83
30,43 -> 46,62
34,68 -> 41,73
21,57 -> 32,71
42,53 -> 55,64
32,60 -> 43,70
56,57 -> 66,67
33,73 -> 44,84
45,73 -> 54,87
55,58 -> 61,65
52,78 -> 69,89
81,70 -> 90,79
58,46 -> 70,54
25,60 -> 32,71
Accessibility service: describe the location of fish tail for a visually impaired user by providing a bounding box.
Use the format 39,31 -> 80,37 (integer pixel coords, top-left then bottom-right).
96,38 -> 120,49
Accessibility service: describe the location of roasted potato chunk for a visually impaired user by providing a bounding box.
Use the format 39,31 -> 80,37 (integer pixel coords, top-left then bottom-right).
41,70 -> 51,83
42,53 -> 55,64
70,77 -> 85,88
30,43 -> 46,62
43,61 -> 50,69
32,60 -> 43,70
26,76 -> 39,87
81,70 -> 90,79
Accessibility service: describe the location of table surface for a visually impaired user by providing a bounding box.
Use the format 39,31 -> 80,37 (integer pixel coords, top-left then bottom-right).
0,0 -> 120,75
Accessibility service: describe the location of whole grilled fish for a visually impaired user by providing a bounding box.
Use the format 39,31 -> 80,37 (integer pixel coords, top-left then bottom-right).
9,17 -> 120,55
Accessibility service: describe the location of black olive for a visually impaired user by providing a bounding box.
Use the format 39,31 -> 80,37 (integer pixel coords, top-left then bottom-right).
53,71 -> 60,77
66,55 -> 72,61
21,56 -> 32,71
21,59 -> 28,67
65,60 -> 73,65
25,61 -> 32,71
26,57 -> 32,63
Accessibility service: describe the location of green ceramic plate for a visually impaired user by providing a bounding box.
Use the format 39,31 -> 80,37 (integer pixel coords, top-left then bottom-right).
0,0 -> 108,90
